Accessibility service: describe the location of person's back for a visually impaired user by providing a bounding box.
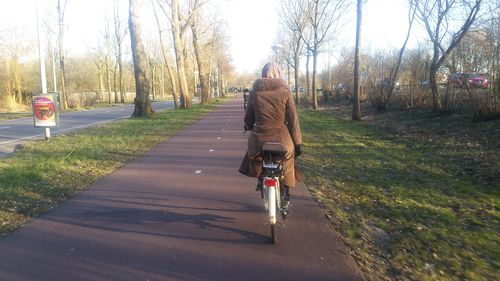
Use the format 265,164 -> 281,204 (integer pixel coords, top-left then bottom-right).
239,62 -> 303,214
243,88 -> 250,110
250,85 -> 287,126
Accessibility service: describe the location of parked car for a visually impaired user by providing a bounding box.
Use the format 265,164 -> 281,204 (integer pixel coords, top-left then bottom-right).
335,83 -> 350,98
447,73 -> 489,89
375,78 -> 400,89
421,79 -> 431,89
290,87 -> 304,92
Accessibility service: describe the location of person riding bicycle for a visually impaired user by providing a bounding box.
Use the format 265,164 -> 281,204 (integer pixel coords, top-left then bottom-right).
243,88 -> 250,110
239,62 -> 303,213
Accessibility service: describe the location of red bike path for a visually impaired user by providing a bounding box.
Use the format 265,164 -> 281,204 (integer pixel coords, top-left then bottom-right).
0,98 -> 366,281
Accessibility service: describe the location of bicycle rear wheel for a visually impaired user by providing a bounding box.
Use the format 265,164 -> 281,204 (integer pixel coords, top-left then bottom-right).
267,185 -> 278,244
268,186 -> 277,224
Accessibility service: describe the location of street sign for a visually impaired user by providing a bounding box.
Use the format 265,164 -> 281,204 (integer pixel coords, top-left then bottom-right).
32,92 -> 59,128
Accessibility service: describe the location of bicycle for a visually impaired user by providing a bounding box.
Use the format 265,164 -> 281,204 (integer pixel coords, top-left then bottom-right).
259,141 -> 288,244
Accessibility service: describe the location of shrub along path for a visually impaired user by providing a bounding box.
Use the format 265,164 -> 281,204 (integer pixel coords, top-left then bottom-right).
0,98 -> 365,281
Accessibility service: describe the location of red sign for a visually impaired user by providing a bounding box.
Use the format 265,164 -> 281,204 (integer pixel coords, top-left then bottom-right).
34,96 -> 55,120
32,93 -> 58,127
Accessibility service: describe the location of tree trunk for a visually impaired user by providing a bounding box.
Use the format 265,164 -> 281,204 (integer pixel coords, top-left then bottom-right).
352,0 -> 362,121
386,1 -> 416,109
193,37 -> 209,104
113,64 -> 119,103
294,52 -> 300,105
114,6 -> 126,104
220,71 -> 226,97
208,56 -> 213,99
305,51 -> 310,104
119,55 -> 124,103
98,64 -> 105,102
57,0 -> 69,110
160,61 -> 165,100
286,62 -> 291,87
165,59 -> 179,108
312,45 -> 318,109
128,0 -> 154,117
58,29 -> 68,109
152,5 -> 178,108
429,65 -> 442,112
106,59 -> 112,104
151,63 -> 156,100
191,20 -> 209,105
417,0 -> 482,114
171,0 -> 192,109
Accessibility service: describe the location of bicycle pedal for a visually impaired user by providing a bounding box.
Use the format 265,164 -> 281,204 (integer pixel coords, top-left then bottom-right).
281,210 -> 289,220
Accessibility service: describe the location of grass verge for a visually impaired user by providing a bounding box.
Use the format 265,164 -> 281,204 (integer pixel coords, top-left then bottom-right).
0,103 -> 215,235
299,106 -> 499,281
0,100 -> 166,120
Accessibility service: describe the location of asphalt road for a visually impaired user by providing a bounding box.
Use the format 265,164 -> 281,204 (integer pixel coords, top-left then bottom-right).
0,98 -> 366,281
0,101 -> 174,155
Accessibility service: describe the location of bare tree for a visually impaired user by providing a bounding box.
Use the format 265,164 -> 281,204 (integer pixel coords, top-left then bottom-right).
352,0 -> 362,120
57,0 -> 69,109
490,15 -> 499,100
364,0 -> 417,111
92,50 -> 106,102
309,0 -> 350,109
415,0 -> 483,113
189,6 -> 212,105
385,0 -> 417,109
206,21 -> 228,100
301,27 -> 313,103
279,0 -> 311,105
129,0 -> 154,117
152,0 -> 179,108
158,0 -> 203,109
42,14 -> 59,94
113,0 -> 128,103
0,26 -> 31,109
453,31 -> 493,73
147,48 -> 158,100
403,46 -> 432,109
103,17 -> 114,104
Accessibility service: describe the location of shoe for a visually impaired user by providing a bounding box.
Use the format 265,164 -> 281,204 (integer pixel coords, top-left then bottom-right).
280,186 -> 290,219
256,178 -> 263,192
256,178 -> 264,198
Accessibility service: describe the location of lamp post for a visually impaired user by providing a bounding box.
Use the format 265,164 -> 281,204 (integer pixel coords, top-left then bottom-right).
36,0 -> 51,140
271,44 -> 283,63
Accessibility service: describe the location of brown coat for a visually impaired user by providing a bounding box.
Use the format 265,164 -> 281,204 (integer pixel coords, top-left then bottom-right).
238,78 -> 303,187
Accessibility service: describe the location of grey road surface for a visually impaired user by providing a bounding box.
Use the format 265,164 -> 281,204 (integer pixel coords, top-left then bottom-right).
0,101 -> 174,155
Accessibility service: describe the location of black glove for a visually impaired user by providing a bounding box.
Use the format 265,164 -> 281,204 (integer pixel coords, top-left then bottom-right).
244,123 -> 254,131
294,144 -> 302,157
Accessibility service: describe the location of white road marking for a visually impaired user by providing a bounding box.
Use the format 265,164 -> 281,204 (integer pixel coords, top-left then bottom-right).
0,117 -> 127,145
209,149 -> 214,152
195,170 -> 202,174
0,102 -> 174,146
217,137 -> 221,139
0,127 -> 10,130
0,133 -> 45,145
